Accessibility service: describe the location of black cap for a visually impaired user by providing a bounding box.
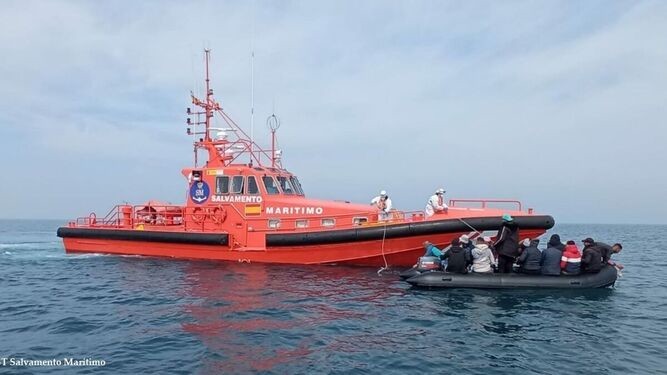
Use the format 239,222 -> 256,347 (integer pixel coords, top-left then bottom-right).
451,238 -> 460,247
566,240 -> 576,245
582,237 -> 594,244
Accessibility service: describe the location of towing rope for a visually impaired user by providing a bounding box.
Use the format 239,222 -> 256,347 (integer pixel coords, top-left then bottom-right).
457,217 -> 482,235
377,223 -> 389,275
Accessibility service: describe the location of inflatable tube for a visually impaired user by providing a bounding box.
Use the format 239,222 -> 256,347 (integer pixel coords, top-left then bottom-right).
268,215 -> 554,247
399,268 -> 419,280
57,227 -> 229,246
406,265 -> 617,289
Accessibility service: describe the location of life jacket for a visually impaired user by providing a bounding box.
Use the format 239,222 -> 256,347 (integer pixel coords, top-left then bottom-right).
376,198 -> 386,210
561,244 -> 582,274
438,195 -> 443,206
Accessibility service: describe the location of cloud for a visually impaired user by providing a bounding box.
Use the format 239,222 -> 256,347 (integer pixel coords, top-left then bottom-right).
0,0 -> 665,223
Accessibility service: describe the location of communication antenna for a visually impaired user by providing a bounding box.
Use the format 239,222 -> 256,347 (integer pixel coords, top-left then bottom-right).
267,113 -> 281,168
250,0 -> 256,159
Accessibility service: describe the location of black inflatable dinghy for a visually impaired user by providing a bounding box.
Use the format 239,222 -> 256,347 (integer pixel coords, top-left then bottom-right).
406,265 -> 617,289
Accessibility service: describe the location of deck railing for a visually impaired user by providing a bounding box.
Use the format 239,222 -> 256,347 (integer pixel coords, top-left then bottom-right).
448,199 -> 523,211
70,198 -> 529,232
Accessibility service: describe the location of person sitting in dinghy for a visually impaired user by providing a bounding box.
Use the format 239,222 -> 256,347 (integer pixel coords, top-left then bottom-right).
581,238 -> 603,274
471,237 -> 496,274
560,240 -> 582,275
440,238 -> 472,274
516,239 -> 542,275
541,234 -> 565,276
422,241 -> 443,258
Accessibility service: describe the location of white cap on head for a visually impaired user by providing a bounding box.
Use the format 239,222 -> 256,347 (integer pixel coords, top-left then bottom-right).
436,188 -> 445,194
380,190 -> 387,196
522,238 -> 531,247
483,236 -> 492,242
460,234 -> 470,243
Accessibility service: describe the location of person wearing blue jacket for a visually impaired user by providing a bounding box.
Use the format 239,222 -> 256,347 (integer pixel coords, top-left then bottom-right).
517,239 -> 542,274
541,234 -> 565,276
422,241 -> 443,258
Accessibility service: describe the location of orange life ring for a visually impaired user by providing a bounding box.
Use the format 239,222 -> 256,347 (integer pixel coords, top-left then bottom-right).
191,207 -> 205,223
210,205 -> 227,224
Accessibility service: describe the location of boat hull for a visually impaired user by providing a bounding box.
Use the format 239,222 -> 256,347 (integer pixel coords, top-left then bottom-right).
57,215 -> 553,267
405,265 -> 618,289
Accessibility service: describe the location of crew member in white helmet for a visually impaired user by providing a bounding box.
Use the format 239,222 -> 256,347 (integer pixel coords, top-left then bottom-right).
425,188 -> 448,217
370,190 -> 392,220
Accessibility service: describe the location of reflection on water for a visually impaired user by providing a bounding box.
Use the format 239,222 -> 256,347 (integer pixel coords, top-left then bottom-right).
177,262 -> 387,373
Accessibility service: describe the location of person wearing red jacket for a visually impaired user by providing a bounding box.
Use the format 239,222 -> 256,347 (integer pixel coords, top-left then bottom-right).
560,240 -> 582,275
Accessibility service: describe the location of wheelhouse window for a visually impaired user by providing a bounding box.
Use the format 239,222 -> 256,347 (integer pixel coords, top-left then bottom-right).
263,176 -> 280,195
247,176 -> 259,195
277,176 -> 295,195
216,176 -> 230,194
231,176 -> 244,194
290,176 -> 304,195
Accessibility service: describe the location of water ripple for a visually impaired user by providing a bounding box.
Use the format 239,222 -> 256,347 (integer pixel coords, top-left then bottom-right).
0,221 -> 665,373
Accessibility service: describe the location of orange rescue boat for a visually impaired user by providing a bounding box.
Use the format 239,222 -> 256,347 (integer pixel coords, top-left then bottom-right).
57,50 -> 554,267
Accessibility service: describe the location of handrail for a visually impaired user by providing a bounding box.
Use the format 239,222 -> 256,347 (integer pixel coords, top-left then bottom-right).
448,199 -> 522,211
70,198 -> 527,231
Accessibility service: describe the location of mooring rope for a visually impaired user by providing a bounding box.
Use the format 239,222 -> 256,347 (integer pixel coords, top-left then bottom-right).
377,223 -> 389,275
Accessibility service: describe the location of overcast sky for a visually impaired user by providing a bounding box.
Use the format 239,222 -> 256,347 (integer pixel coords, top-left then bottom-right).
1,1 -> 665,223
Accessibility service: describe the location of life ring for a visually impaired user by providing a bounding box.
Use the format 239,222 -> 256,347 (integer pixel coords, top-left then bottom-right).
89,212 -> 97,225
191,207 -> 205,224
210,205 -> 227,224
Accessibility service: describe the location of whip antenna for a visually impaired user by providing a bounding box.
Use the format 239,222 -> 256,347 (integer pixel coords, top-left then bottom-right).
250,0 -> 256,159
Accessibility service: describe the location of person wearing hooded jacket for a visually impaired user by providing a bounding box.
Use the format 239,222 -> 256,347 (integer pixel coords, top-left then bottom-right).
460,234 -> 475,263
471,237 -> 496,273
494,214 -> 520,273
516,239 -> 541,274
560,240 -> 582,275
425,188 -> 448,217
441,238 -> 471,274
540,234 -> 565,276
581,238 -> 603,273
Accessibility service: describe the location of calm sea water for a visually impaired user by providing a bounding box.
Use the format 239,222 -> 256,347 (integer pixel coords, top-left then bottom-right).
1,220 -> 665,374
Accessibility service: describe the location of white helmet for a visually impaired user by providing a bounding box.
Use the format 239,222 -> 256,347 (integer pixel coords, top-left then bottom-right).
436,188 -> 445,194
380,190 -> 387,196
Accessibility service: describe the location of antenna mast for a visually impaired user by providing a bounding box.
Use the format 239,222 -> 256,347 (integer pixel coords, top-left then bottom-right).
250,1 -> 256,159
204,49 -> 212,142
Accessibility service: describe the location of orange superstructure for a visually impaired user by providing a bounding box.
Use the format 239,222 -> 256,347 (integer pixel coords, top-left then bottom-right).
57,50 -> 554,267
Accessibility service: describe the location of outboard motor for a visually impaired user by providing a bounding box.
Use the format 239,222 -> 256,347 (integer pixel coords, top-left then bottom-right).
400,256 -> 442,280
417,256 -> 442,271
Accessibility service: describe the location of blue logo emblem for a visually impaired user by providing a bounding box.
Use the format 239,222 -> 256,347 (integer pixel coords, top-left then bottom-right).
190,181 -> 210,204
